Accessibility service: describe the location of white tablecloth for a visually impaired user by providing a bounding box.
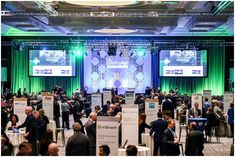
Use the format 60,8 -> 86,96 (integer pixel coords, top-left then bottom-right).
47,120 -> 56,141
6,130 -> 27,146
118,146 -> 150,156
141,133 -> 154,155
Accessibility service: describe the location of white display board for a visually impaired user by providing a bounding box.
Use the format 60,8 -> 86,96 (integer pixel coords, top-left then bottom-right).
91,93 -> 102,111
96,116 -> 119,156
42,93 -> 54,120
125,89 -> 135,105
14,98 -> 27,123
122,105 -> 139,146
224,92 -> 234,113
191,93 -> 202,110
103,90 -> 112,105
145,99 -> 159,125
203,90 -> 212,103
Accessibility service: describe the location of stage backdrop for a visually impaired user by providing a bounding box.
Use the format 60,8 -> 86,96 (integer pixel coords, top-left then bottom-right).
159,47 -> 225,95
84,40 -> 152,94
11,41 -> 84,95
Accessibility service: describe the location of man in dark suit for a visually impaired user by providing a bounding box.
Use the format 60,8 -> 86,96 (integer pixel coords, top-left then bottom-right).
85,112 -> 97,155
24,110 -> 45,155
189,102 -> 202,118
163,119 -> 180,156
185,122 -> 204,156
162,95 -> 174,118
17,106 -> 34,129
66,122 -> 90,156
150,112 -> 168,155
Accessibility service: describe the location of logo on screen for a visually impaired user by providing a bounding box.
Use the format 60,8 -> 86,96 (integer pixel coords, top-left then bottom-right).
175,69 -> 183,74
44,69 -> 52,74
166,70 -> 174,74
149,103 -> 155,109
192,70 -> 201,74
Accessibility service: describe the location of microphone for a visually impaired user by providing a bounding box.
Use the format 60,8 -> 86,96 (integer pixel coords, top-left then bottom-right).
122,140 -> 128,148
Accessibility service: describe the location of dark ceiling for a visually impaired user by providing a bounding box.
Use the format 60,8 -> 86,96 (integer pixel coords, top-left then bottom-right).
1,1 -> 234,36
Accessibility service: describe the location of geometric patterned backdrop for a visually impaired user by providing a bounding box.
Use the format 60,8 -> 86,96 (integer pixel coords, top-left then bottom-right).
84,40 -> 152,94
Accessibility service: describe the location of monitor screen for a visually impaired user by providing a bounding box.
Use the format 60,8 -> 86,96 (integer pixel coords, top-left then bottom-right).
159,50 -> 207,77
29,50 -> 76,76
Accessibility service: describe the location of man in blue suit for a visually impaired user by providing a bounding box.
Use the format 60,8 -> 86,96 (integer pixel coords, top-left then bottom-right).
150,112 -> 168,155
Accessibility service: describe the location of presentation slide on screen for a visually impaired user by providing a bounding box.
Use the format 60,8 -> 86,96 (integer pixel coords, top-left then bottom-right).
29,50 -> 76,76
159,50 -> 207,77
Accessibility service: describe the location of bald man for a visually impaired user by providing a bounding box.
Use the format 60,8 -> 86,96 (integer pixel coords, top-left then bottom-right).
48,143 -> 59,156
185,122 -> 204,155
17,106 -> 34,129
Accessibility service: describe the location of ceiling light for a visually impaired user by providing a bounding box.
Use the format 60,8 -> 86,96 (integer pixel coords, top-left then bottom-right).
94,28 -> 136,34
65,0 -> 137,7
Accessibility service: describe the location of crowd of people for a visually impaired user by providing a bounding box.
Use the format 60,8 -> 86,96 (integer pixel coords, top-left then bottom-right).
1,85 -> 234,156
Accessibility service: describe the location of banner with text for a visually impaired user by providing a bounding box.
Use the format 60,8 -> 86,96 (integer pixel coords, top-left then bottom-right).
145,99 -> 159,126
92,93 -> 102,111
42,93 -> 54,120
96,116 -> 119,156
224,92 -> 234,113
122,105 -> 139,146
203,90 -> 212,103
191,93 -> 202,110
14,98 -> 27,123
103,90 -> 112,106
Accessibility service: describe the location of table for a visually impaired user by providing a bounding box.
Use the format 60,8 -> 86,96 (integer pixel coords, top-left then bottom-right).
188,118 -> 208,132
118,146 -> 150,156
141,133 -> 154,155
47,120 -> 56,141
6,130 -> 27,146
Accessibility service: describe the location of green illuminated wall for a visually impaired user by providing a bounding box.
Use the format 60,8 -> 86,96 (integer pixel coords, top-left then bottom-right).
160,47 -> 225,95
11,42 -> 84,95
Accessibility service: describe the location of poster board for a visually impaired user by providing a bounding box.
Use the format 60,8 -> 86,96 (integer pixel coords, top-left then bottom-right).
122,105 -> 139,146
103,90 -> 112,105
145,99 -> 159,125
203,90 -> 212,103
96,116 -> 119,156
191,93 -> 202,110
224,92 -> 234,113
125,89 -> 135,105
14,98 -> 27,123
42,93 -> 54,120
91,93 -> 102,111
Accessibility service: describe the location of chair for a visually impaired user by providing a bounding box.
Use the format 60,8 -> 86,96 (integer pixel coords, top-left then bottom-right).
56,128 -> 65,147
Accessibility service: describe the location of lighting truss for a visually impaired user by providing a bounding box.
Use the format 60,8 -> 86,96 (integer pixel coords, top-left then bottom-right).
35,1 -> 58,16
1,11 -> 233,17
1,40 -> 233,48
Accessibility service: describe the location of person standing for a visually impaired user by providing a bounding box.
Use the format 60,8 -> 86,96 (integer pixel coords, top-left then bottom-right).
163,119 -> 179,156
227,103 -> 234,137
150,112 -> 168,155
61,98 -> 70,129
139,113 -> 151,144
185,122 -> 204,156
86,112 -> 97,155
66,122 -> 90,156
53,96 -> 61,128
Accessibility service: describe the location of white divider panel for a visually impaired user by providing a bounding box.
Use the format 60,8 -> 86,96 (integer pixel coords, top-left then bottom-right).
96,116 -> 119,156
122,104 -> 139,146
42,92 -> 54,120
14,98 -> 27,123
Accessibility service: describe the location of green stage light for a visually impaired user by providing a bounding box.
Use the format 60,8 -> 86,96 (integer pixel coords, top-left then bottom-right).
71,46 -> 83,57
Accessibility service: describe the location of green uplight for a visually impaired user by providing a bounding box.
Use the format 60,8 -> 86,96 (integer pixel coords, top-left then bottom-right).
71,46 -> 83,58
